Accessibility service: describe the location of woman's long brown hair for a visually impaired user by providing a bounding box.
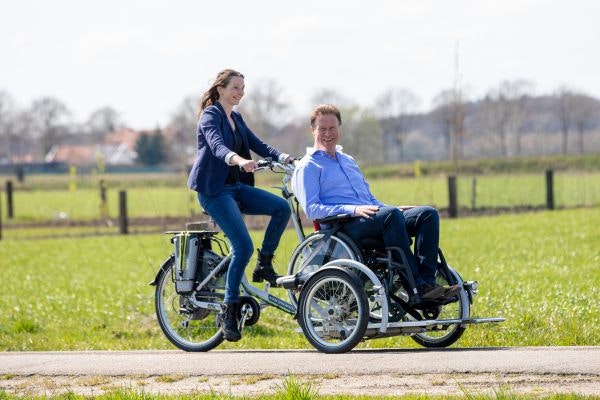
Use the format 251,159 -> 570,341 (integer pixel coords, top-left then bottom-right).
198,69 -> 244,119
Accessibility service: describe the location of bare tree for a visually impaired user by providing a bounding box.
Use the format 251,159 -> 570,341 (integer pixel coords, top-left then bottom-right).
337,105 -> 382,165
0,92 -> 38,164
29,96 -> 71,157
555,87 -> 576,155
0,90 -> 14,126
85,106 -> 124,142
310,88 -> 352,108
0,90 -> 16,162
168,95 -> 199,166
450,89 -> 466,170
239,78 -> 290,139
431,90 -> 453,159
281,117 -> 313,157
480,80 -> 534,157
374,87 -> 420,162
570,93 -> 598,154
508,80 -> 535,155
431,88 -> 464,163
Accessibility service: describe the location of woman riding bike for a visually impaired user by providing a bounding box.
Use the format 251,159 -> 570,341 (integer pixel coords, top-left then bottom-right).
187,69 -> 296,342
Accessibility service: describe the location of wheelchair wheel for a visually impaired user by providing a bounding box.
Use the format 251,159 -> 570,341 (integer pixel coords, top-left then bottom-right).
297,267 -> 369,354
409,267 -> 468,348
154,257 -> 224,352
287,231 -> 361,306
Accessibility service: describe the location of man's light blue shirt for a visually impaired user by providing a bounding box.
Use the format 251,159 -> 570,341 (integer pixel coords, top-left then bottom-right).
292,146 -> 385,221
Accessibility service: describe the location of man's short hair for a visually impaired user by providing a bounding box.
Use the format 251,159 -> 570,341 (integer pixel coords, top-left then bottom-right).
310,104 -> 342,127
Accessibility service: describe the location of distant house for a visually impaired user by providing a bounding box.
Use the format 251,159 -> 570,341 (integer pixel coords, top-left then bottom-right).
0,153 -> 35,165
101,128 -> 141,165
44,144 -> 96,165
44,128 -> 141,166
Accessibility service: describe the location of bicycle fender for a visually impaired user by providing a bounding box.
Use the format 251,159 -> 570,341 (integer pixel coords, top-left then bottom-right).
301,265 -> 362,290
148,254 -> 175,286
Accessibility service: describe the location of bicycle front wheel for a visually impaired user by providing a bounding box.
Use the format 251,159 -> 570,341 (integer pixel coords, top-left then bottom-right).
297,268 -> 368,354
154,258 -> 224,352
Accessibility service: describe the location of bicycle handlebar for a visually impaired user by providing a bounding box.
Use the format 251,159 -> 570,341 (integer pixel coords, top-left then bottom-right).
253,157 -> 295,174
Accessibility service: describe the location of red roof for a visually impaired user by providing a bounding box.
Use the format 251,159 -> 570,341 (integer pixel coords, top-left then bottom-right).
104,128 -> 141,151
48,145 -> 95,164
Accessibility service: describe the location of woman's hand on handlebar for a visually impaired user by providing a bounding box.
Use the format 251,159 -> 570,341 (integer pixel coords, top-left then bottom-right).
233,156 -> 296,173
234,156 -> 258,173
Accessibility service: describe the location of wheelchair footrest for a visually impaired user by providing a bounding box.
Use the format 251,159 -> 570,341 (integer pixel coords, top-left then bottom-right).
293,317 -> 506,335
361,316 -> 506,336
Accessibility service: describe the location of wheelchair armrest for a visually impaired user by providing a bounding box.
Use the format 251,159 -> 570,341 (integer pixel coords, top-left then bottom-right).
314,213 -> 354,225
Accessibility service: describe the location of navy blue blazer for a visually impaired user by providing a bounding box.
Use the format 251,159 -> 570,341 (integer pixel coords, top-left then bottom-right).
187,102 -> 283,196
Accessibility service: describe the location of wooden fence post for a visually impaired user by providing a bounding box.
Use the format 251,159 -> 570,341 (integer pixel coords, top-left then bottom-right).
119,190 -> 128,234
545,169 -> 555,210
448,175 -> 458,218
6,180 -> 14,219
16,166 -> 25,183
470,177 -> 477,210
99,179 -> 108,219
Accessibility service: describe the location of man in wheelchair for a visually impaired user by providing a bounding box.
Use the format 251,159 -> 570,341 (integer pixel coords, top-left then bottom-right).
292,104 -> 460,302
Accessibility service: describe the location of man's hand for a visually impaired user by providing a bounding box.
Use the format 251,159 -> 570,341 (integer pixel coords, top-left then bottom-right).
353,205 -> 379,218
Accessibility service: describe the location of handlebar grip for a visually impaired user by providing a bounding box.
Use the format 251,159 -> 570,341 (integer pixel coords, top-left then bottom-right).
256,158 -> 272,168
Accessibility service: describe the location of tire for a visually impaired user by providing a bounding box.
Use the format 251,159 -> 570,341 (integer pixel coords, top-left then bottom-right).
154,257 -> 224,352
297,268 -> 369,354
409,267 -> 468,348
287,232 -> 360,306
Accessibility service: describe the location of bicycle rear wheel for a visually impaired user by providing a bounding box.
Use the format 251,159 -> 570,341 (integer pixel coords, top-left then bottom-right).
154,258 -> 224,351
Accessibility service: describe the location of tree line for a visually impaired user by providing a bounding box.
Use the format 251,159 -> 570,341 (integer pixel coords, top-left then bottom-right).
1,79 -> 599,168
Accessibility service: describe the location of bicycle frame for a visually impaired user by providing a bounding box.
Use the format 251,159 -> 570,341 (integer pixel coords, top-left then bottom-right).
184,251 -> 297,317
240,276 -> 296,315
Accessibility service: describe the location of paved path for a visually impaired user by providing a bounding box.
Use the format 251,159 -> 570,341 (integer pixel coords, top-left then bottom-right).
2,346 -> 599,375
1,347 -> 599,396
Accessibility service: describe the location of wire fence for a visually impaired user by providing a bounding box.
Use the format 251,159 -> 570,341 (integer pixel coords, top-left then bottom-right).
1,170 -> 599,240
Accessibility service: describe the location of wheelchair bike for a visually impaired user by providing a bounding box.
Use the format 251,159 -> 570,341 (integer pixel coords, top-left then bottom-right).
150,158 -> 504,353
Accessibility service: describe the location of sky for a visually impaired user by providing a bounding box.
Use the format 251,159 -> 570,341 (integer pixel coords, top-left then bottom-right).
1,0 -> 599,130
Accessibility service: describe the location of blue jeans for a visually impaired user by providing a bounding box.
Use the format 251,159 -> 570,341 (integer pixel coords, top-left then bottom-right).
199,183 -> 291,303
340,206 -> 439,287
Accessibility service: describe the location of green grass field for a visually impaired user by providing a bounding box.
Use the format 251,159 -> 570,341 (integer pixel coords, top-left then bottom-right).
3,172 -> 600,225
1,207 -> 598,351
